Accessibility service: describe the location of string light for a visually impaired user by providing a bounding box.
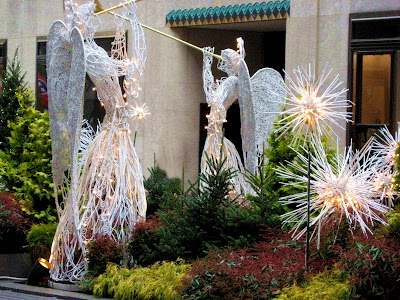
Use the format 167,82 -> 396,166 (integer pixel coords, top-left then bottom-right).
128,103 -> 150,121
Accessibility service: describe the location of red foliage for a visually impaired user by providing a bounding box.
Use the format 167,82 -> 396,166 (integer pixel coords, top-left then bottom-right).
336,229 -> 400,298
132,214 -> 164,238
183,229 -> 308,299
0,191 -> 31,229
86,234 -> 124,276
0,191 -> 31,253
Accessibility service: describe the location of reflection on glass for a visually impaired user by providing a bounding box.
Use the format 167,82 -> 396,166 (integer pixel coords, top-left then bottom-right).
352,53 -> 357,121
361,54 -> 391,125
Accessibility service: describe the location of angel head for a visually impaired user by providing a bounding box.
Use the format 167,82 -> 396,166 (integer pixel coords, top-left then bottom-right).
64,1 -> 99,41
217,38 -> 245,76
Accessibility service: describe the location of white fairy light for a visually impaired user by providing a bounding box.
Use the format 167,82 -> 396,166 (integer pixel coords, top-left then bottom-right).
277,138 -> 389,246
128,102 -> 150,121
276,63 -> 352,143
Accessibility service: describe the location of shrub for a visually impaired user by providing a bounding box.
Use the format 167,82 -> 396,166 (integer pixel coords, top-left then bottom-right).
129,156 -> 265,265
181,229 -> 306,300
338,229 -> 400,298
0,191 -> 31,253
93,259 -> 191,300
245,154 -> 284,228
86,234 -> 124,276
0,88 -> 55,221
0,48 -> 28,150
144,166 -> 183,215
26,222 -> 57,262
128,215 -> 165,266
275,269 -> 356,300
385,205 -> 400,238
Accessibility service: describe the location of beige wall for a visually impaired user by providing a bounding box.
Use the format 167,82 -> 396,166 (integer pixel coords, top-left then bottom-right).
0,0 -> 263,183
2,0 -> 397,183
286,0 -> 400,146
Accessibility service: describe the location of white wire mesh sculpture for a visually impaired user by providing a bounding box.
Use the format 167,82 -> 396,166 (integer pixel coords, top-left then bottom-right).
231,38 -> 286,174
200,47 -> 248,197
277,138 -> 389,247
47,0 -> 147,282
200,38 -> 285,195
47,2 -> 87,281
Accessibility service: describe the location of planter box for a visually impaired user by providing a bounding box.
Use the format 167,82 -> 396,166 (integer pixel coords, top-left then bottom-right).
0,253 -> 33,278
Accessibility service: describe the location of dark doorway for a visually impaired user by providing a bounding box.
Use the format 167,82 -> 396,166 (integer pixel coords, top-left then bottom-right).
199,103 -> 243,169
263,31 -> 286,77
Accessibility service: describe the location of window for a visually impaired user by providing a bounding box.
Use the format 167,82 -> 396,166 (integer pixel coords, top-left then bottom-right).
36,36 -> 125,128
348,12 -> 400,148
36,40 -> 47,111
0,40 -> 7,79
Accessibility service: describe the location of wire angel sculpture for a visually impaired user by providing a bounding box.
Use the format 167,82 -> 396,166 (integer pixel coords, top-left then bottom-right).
200,47 -> 248,197
227,38 -> 286,174
200,38 -> 285,196
47,0 -> 147,282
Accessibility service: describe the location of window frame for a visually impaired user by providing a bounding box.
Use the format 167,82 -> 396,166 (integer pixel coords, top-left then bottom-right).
35,32 -> 128,120
347,11 -> 400,148
0,40 -> 7,79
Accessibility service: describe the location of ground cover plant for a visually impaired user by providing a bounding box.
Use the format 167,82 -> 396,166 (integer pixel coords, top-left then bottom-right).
92,259 -> 191,300
181,229 -> 307,300
274,269 -> 356,300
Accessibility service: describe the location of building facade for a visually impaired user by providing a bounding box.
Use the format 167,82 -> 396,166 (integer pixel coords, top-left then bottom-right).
0,0 -> 399,182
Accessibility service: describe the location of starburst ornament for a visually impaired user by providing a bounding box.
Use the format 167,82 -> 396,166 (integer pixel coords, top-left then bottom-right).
276,64 -> 352,143
129,102 -> 150,121
277,138 -> 389,246
371,125 -> 400,206
372,125 -> 400,170
372,168 -> 397,207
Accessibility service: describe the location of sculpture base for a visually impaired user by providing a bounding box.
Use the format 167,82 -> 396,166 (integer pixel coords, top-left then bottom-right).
48,280 -> 83,292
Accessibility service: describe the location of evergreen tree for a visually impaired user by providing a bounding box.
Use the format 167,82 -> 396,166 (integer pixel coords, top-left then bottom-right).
0,48 -> 28,150
0,88 -> 55,222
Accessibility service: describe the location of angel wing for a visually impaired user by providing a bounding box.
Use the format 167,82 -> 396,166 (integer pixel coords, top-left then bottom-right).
238,61 -> 285,174
47,21 -> 86,212
250,68 -> 285,158
237,59 -> 256,173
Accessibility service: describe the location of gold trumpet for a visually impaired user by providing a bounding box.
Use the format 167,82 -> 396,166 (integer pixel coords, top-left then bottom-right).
94,0 -> 141,16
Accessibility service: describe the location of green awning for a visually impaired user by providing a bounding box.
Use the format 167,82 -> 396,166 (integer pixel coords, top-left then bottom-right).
166,1 -> 290,27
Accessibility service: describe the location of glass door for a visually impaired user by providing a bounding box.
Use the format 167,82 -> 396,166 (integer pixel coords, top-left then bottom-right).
351,51 -> 395,148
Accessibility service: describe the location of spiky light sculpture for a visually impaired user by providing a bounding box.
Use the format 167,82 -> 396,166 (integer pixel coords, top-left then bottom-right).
371,125 -> 400,206
275,63 -> 352,266
372,168 -> 396,207
276,64 -> 351,144
129,102 -> 150,121
277,138 -> 389,247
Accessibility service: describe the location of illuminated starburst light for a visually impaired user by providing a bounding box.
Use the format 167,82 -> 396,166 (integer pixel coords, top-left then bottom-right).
277,138 -> 389,245
128,102 -> 150,121
276,64 -> 352,143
